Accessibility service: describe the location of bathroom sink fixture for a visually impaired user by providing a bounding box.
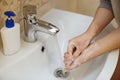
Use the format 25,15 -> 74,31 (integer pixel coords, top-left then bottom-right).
0,9 -> 119,80
23,5 -> 59,42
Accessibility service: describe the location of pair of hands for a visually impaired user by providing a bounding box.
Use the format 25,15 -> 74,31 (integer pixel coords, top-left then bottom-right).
64,32 -> 94,71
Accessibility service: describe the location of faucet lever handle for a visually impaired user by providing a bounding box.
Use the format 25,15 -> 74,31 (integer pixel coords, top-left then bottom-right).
23,5 -> 37,19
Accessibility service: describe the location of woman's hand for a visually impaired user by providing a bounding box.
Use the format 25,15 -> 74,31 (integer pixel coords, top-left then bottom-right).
64,32 -> 93,68
64,43 -> 100,71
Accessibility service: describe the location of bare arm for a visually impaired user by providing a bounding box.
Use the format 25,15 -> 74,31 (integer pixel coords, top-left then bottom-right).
86,7 -> 114,39
84,28 -> 120,62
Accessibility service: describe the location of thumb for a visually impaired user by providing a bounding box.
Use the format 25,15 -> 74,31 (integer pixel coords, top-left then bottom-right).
66,56 -> 83,71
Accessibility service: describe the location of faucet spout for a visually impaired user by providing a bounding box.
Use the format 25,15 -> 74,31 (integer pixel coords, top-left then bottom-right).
37,19 -> 59,35
23,5 -> 59,42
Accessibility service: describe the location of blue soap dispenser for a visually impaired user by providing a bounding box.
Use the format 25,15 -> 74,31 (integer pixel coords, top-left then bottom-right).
0,11 -> 20,56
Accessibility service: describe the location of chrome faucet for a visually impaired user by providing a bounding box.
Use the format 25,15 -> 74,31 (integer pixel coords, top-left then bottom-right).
23,5 -> 59,42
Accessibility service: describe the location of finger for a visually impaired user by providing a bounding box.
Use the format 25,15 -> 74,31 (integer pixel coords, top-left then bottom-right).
64,62 -> 79,72
65,61 -> 73,67
64,56 -> 73,66
64,58 -> 72,66
64,57 -> 71,63
64,62 -> 73,72
67,56 -> 82,70
64,67 -> 70,72
64,52 -> 70,57
67,43 -> 75,56
72,49 -> 81,60
69,63 -> 80,70
64,52 -> 72,61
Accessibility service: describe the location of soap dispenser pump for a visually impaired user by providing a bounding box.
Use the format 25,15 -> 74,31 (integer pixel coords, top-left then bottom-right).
0,11 -> 20,56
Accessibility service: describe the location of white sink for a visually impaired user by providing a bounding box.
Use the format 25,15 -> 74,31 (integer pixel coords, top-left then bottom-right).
0,9 -> 119,80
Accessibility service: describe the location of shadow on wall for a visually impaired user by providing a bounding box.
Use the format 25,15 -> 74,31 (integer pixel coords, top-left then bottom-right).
54,0 -> 100,17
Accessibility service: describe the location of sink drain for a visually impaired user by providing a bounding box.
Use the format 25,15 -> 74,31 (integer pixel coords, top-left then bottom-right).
54,68 -> 70,79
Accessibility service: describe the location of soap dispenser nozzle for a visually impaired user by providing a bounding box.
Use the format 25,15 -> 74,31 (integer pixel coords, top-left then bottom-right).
4,11 -> 16,28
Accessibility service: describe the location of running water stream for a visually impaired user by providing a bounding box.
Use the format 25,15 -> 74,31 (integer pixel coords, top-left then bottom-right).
36,32 -> 74,80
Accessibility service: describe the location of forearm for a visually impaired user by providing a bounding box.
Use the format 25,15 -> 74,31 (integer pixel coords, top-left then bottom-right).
83,28 -> 120,62
86,8 -> 114,40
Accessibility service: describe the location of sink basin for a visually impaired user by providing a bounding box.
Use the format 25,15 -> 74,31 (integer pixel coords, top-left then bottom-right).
0,8 -> 119,80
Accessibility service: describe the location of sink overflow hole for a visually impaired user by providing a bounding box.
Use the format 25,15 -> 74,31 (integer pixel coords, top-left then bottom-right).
41,46 -> 45,52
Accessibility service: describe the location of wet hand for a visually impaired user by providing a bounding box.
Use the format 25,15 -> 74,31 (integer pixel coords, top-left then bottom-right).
65,43 -> 100,71
65,33 -> 92,66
